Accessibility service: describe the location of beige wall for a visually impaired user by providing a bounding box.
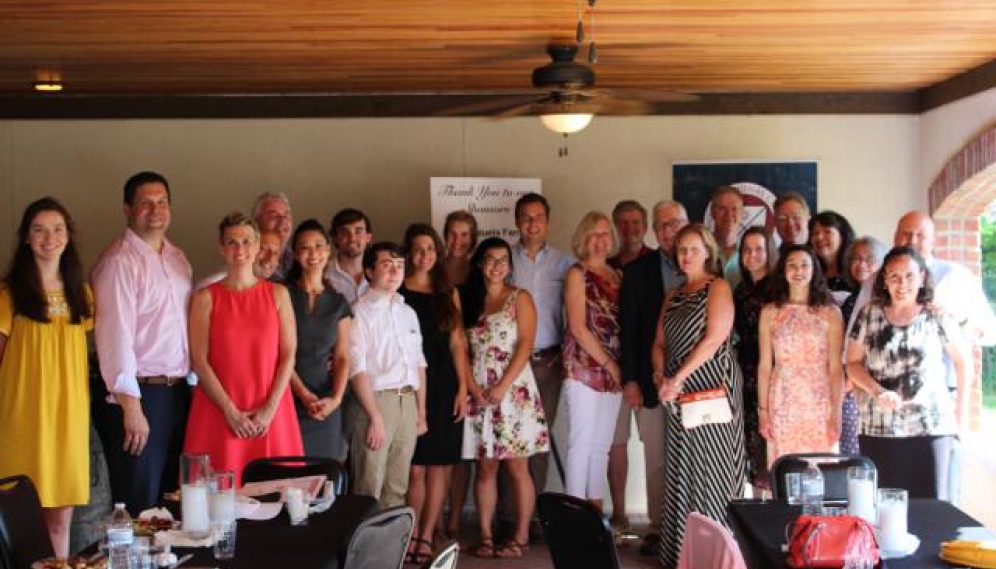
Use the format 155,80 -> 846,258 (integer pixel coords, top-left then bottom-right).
0,114 -> 919,276
919,86 -> 996,193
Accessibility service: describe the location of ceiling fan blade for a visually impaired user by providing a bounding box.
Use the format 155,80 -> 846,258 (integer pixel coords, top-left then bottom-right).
496,101 -> 547,119
590,98 -> 659,115
433,93 -> 543,117
596,87 -> 700,103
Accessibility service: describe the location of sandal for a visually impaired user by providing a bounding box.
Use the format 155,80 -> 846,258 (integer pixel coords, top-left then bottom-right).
494,539 -> 529,559
473,537 -> 495,558
405,538 -> 433,565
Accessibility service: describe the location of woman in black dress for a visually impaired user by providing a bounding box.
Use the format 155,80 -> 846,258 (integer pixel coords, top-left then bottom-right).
400,223 -> 472,564
732,226 -> 775,492
286,219 -> 352,460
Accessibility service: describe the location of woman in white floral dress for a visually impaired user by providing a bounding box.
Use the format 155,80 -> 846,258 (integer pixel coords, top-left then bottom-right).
460,237 -> 549,559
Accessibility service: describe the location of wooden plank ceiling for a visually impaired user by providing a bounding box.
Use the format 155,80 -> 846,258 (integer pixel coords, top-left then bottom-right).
1,0 -> 995,111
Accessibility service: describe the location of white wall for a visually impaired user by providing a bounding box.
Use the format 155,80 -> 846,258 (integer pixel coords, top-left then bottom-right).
920,86 -> 996,192
0,114 -> 919,276
0,113 -> 924,515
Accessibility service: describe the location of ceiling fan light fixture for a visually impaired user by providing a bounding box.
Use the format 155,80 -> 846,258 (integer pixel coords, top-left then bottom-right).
539,112 -> 593,134
32,80 -> 63,92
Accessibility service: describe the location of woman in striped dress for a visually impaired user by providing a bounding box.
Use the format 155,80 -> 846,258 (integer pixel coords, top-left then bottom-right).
652,224 -> 746,568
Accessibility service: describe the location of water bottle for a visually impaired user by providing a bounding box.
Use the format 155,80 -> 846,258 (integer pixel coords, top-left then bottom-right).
107,503 -> 135,569
801,461 -> 825,516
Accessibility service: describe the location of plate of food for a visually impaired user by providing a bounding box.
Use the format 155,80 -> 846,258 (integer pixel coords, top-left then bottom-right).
32,556 -> 107,569
133,516 -> 178,536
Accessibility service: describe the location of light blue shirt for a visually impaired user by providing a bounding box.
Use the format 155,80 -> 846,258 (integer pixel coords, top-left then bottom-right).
511,242 -> 575,351
659,249 -> 684,295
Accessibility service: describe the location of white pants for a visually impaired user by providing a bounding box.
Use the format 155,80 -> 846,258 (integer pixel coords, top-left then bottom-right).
564,379 -> 623,500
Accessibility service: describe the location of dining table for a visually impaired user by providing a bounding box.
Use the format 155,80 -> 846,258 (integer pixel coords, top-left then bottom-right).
728,498 -> 990,569
80,493 -> 378,569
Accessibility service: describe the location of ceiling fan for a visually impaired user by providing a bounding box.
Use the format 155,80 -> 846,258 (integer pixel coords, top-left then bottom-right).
436,43 -> 698,128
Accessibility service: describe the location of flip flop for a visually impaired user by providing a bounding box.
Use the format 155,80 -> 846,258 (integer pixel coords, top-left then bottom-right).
494,539 -> 529,559
473,537 -> 495,558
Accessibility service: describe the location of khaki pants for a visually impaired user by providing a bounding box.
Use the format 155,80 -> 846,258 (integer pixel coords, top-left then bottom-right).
347,390 -> 418,508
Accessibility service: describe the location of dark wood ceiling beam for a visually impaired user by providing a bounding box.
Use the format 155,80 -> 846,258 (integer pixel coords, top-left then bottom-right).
0,91 -> 920,119
918,59 -> 996,112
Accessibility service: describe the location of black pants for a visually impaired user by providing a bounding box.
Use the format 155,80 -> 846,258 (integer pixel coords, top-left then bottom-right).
93,383 -> 191,515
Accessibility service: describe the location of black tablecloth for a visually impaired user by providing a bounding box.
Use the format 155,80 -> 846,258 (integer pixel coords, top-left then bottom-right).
728,498 -> 984,569
84,494 -> 378,569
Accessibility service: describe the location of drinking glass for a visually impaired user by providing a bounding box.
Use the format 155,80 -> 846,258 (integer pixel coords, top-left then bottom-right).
285,487 -> 309,525
212,520 -> 238,560
209,470 -> 236,524
180,453 -> 212,539
877,488 -> 908,551
846,466 -> 877,524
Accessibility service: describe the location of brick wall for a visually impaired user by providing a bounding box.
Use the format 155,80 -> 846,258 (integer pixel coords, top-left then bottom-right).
928,123 -> 996,431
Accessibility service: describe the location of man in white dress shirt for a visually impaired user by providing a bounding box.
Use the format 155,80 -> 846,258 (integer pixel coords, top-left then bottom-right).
346,241 -> 427,507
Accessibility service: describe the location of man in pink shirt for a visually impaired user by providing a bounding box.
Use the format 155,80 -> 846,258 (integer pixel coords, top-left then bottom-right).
92,171 -> 194,514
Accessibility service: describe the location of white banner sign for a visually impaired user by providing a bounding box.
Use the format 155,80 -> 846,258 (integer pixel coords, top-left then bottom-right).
430,177 -> 542,242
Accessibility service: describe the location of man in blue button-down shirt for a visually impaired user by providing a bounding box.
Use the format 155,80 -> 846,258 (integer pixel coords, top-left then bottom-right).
510,193 -> 575,500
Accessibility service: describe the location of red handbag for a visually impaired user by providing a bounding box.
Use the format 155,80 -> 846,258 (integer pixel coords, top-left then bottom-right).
787,515 -> 880,568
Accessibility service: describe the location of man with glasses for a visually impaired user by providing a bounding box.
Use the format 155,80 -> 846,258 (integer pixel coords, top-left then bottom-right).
773,191 -> 811,250
251,192 -> 294,279
619,200 -> 688,555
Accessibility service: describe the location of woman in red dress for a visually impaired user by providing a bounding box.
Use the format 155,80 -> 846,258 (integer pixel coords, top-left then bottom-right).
184,212 -> 302,481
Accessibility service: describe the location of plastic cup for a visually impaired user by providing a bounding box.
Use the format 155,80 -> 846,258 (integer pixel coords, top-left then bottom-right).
785,472 -> 803,505
212,520 -> 237,559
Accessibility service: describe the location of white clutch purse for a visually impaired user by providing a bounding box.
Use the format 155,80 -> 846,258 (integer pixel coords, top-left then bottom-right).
678,387 -> 733,429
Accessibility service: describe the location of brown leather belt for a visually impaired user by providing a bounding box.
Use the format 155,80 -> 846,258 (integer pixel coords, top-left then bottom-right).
376,385 -> 416,395
136,375 -> 186,386
531,346 -> 561,360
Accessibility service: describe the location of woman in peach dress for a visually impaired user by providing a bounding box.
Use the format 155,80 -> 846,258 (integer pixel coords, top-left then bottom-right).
758,244 -> 844,466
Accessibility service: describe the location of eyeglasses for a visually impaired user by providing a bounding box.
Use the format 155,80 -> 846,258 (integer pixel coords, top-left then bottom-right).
653,219 -> 688,230
775,215 -> 807,224
850,256 -> 878,266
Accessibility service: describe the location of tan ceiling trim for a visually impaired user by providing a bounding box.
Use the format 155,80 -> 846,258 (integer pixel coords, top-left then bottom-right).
918,59 -> 996,113
0,91 -> 920,119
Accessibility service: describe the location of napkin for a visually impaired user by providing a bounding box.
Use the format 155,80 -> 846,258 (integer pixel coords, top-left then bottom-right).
154,529 -> 214,548
240,501 -> 283,521
239,475 -> 327,501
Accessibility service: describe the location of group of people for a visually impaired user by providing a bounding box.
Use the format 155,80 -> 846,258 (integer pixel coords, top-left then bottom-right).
0,170 -> 992,569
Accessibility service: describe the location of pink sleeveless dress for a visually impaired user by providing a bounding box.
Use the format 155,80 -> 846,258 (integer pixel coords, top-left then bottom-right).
766,304 -> 834,466
184,280 -> 302,480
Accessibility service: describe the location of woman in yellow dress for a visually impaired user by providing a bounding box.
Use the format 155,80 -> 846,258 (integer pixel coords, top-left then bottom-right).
0,197 -> 93,558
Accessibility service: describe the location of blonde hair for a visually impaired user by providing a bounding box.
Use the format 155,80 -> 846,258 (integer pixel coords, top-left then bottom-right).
675,223 -> 721,276
571,211 -> 617,259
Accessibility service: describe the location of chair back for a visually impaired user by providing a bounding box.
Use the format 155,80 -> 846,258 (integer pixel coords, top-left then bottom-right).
677,512 -> 747,569
770,453 -> 876,504
241,455 -> 347,496
0,475 -> 54,569
425,540 -> 459,569
537,492 -> 621,569
342,506 -> 414,569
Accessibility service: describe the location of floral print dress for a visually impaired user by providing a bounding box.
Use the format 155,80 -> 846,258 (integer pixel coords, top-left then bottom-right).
766,304 -> 835,466
462,288 -> 550,460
